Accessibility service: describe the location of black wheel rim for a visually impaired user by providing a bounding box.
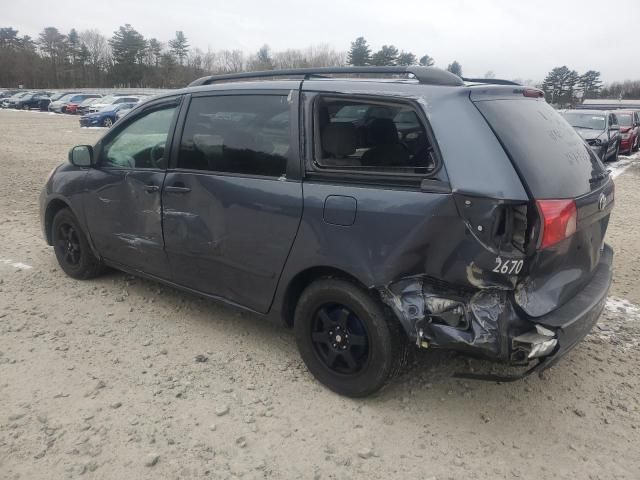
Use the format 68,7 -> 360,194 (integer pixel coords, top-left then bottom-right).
311,304 -> 369,375
56,223 -> 82,266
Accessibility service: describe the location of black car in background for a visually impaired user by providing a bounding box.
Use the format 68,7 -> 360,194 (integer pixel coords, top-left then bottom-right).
561,109 -> 621,161
14,92 -> 52,111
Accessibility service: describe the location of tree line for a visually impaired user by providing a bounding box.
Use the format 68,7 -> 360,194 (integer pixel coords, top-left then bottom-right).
0,27 -> 467,89
0,26 -> 346,88
540,66 -> 604,107
0,26 -> 634,102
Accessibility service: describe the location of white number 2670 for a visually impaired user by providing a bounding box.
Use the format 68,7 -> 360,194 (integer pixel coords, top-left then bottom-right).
492,257 -> 524,275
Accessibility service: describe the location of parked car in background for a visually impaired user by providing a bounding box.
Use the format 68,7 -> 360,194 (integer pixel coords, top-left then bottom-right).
0,89 -> 21,100
114,103 -> 136,122
76,97 -> 102,115
14,92 -> 52,111
79,102 -> 138,127
65,94 -> 103,115
49,93 -> 101,113
43,67 -> 615,397
87,95 -> 142,113
47,93 -> 80,113
1,91 -> 29,108
561,109 -> 620,161
612,110 -> 640,154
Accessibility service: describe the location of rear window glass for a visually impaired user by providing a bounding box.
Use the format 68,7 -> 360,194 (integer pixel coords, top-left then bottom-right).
314,97 -> 435,174
475,99 -> 607,199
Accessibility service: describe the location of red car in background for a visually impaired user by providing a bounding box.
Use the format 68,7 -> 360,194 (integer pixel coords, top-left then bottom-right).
615,110 -> 640,154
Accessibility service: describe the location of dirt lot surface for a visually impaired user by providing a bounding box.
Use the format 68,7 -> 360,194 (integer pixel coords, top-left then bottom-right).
1,109 -> 639,479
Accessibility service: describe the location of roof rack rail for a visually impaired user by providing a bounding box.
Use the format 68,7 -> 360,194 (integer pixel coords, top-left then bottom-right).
188,66 -> 464,87
461,77 -> 521,86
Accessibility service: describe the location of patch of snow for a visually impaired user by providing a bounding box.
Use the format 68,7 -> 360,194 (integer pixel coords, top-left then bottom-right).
0,258 -> 33,270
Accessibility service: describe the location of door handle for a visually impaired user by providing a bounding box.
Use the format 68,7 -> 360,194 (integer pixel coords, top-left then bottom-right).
144,184 -> 160,193
165,185 -> 191,193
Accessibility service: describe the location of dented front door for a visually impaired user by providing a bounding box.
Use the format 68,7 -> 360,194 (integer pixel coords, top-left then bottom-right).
83,101 -> 180,279
84,169 -> 169,278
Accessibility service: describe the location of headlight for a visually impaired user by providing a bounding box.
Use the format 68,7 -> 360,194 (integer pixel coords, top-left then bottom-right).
593,138 -> 602,146
622,133 -> 631,139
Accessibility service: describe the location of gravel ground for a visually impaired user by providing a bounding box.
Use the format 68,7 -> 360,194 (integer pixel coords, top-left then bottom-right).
1,109 -> 639,479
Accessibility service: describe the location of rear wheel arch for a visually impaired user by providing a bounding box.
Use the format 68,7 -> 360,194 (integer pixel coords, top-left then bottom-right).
281,266 -> 371,328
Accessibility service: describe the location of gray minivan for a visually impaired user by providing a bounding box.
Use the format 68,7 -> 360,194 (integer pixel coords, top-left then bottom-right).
40,67 -> 614,397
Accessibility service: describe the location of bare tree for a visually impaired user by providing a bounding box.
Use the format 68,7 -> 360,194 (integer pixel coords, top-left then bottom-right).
217,49 -> 244,73
79,29 -> 110,85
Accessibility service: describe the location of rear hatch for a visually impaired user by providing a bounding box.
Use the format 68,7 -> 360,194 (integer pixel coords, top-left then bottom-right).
473,93 -> 614,317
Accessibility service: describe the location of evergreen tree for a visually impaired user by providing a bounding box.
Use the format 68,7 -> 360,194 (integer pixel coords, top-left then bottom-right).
371,45 -> 399,66
109,24 -> 147,86
347,36 -> 371,66
396,51 -> 417,66
38,27 -> 67,87
168,31 -> 189,65
579,70 -> 602,99
148,38 -> 162,67
542,66 -> 580,106
419,54 -> 434,66
446,61 -> 462,76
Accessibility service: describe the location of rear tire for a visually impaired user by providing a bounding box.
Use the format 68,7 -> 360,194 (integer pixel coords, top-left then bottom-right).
294,278 -> 407,397
52,209 -> 103,279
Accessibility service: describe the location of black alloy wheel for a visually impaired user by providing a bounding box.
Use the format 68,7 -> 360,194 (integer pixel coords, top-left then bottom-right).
310,303 -> 370,375
55,222 -> 82,267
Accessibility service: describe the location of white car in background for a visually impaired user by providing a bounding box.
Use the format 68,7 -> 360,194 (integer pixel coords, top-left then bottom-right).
88,95 -> 143,113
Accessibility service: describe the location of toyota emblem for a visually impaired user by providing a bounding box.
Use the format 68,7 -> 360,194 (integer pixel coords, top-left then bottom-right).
598,193 -> 606,211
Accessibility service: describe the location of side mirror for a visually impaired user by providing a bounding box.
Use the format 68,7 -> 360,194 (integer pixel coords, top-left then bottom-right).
68,145 -> 94,167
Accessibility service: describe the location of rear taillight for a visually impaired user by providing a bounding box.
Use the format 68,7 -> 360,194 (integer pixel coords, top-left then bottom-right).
536,199 -> 577,249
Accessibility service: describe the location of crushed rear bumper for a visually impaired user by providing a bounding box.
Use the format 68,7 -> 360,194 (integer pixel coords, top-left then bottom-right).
379,244 -> 613,372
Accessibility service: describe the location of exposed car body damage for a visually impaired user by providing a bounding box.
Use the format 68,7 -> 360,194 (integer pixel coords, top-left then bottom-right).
40,68 -> 616,395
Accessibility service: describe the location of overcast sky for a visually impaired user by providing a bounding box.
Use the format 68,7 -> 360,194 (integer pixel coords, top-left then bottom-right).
4,0 -> 637,83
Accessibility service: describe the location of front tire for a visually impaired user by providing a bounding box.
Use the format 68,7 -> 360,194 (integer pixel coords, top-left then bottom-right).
103,117 -> 113,127
294,278 -> 407,397
52,209 -> 103,279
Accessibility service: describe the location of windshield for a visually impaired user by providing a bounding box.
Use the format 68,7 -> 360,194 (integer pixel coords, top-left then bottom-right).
616,114 -> 633,127
57,94 -> 75,103
561,112 -> 606,130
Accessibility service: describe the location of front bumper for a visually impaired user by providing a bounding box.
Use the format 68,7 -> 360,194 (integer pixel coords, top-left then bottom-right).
79,117 -> 100,127
381,244 -> 613,369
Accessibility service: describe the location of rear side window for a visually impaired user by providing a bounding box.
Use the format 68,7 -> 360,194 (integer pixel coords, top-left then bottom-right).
475,99 -> 607,199
177,95 -> 289,177
314,97 -> 435,174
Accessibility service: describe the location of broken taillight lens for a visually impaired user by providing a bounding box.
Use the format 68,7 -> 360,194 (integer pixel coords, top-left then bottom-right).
536,199 -> 577,249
